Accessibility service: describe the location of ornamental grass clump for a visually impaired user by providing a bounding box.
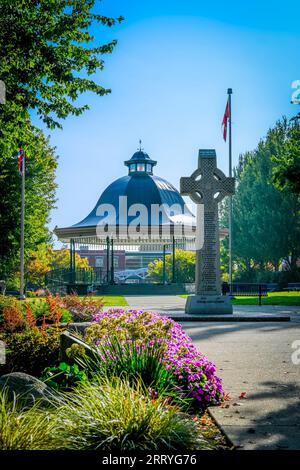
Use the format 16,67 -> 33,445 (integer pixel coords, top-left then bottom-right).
75,337 -> 187,406
51,376 -> 205,450
0,392 -> 56,450
86,309 -> 224,405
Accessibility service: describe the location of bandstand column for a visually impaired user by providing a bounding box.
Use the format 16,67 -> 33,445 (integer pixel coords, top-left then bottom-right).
162,244 -> 166,285
106,236 -> 110,284
172,236 -> 176,283
69,238 -> 76,284
69,239 -> 72,284
73,240 -> 76,281
110,238 -> 114,285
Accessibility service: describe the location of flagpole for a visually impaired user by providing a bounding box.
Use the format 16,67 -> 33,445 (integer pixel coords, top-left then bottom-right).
227,88 -> 233,288
20,147 -> 25,299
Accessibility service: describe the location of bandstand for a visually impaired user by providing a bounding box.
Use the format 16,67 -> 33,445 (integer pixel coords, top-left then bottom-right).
50,146 -> 227,294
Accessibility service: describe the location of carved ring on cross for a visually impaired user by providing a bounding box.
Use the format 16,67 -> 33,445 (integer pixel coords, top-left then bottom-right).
181,167 -> 234,206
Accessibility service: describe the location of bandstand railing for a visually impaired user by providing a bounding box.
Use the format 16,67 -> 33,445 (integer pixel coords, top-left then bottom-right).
45,267 -> 104,293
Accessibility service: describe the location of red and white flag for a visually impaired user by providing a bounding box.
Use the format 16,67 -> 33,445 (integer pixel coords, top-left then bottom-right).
222,99 -> 230,141
18,148 -> 25,176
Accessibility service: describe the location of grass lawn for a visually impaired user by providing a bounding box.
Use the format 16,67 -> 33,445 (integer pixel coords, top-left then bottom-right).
95,295 -> 128,307
179,291 -> 300,306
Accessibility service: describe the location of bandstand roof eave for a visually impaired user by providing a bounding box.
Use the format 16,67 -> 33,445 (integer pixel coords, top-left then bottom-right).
54,225 -> 228,243
54,224 -> 196,243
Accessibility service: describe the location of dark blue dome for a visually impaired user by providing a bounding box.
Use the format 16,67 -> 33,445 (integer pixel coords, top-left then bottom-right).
72,173 -> 194,228
130,150 -> 151,161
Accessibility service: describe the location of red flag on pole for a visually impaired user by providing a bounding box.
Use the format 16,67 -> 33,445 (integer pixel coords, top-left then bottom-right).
18,148 -> 25,176
222,99 -> 230,141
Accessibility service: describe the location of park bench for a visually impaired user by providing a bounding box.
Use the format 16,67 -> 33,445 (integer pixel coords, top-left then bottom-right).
266,283 -> 279,292
283,283 -> 300,291
222,283 -> 268,306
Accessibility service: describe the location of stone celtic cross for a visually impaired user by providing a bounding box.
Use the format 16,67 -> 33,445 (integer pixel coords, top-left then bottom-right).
180,149 -> 235,296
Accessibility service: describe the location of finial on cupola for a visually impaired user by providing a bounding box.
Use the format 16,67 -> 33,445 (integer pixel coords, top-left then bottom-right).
138,139 -> 144,151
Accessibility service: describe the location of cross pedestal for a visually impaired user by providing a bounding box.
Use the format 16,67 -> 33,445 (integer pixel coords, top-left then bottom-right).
180,149 -> 235,314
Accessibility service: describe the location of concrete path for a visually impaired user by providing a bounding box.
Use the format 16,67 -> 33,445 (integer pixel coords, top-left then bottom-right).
125,294 -> 186,311
124,295 -> 299,315
183,318 -> 300,449
124,295 -> 294,321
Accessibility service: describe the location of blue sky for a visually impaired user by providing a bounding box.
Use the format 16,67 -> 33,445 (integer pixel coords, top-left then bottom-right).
33,0 -> 300,235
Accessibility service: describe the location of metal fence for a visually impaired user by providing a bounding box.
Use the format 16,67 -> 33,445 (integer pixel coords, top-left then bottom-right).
45,267 -> 104,292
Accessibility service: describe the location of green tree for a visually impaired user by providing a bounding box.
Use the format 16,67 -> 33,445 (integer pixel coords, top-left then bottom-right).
272,119 -> 300,195
50,247 -> 90,270
147,249 -> 195,283
0,0 -> 123,132
220,238 -> 229,282
26,245 -> 90,285
0,126 -> 57,287
221,118 -> 300,281
0,1 -> 122,286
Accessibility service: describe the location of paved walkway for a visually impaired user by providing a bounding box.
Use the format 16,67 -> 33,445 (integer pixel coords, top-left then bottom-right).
124,294 -> 295,320
125,295 -> 300,449
125,294 -> 186,311
185,318 -> 300,450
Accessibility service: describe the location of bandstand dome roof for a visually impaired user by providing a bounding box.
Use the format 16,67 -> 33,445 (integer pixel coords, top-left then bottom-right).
72,174 -> 194,228
55,146 -> 196,242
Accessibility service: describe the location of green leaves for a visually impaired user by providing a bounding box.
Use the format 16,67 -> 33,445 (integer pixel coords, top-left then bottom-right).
272,120 -> 300,195
0,0 -> 123,128
41,362 -> 88,391
0,1 -> 123,282
220,117 -> 300,280
148,249 -> 195,283
76,337 -> 178,400
0,125 -> 57,285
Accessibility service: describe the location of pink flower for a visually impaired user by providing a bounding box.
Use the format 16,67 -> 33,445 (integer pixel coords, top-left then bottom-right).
90,309 -> 224,404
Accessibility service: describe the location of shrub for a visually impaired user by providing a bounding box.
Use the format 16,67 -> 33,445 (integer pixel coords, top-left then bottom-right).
0,294 -> 102,331
0,391 -> 56,450
0,377 -> 208,450
25,303 -> 37,328
35,289 -> 47,297
0,327 -> 60,376
61,294 -> 104,322
51,376 -> 204,450
75,337 -> 186,405
40,362 -> 88,391
25,290 -> 37,298
24,299 -> 49,322
28,298 -> 72,324
2,302 -> 25,332
46,293 -> 63,325
0,295 -> 18,324
86,309 -> 224,405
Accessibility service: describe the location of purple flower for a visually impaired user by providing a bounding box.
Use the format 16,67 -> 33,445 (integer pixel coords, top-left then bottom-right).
90,309 -> 224,404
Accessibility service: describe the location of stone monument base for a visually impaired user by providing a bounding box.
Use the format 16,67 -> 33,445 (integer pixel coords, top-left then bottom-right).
185,294 -> 233,315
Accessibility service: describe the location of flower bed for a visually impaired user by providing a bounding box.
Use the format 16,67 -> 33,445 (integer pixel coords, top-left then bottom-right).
86,309 -> 224,405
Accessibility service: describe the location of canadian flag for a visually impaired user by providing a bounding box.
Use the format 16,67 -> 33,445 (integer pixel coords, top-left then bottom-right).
222,99 -> 230,141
